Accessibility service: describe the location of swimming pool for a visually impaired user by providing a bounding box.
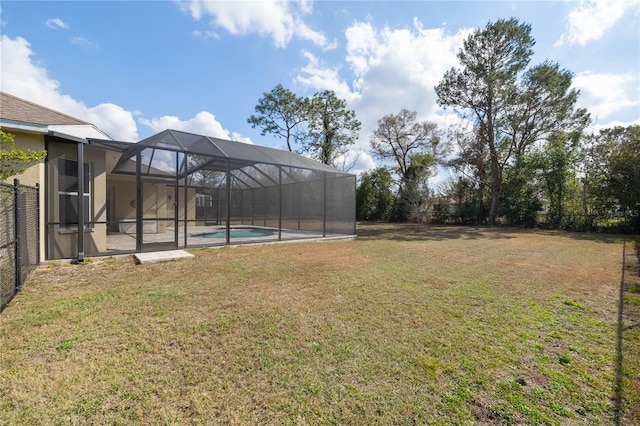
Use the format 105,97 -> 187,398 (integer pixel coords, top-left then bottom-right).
191,228 -> 275,239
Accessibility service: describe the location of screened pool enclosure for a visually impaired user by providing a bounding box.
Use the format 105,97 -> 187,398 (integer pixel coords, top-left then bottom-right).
45,129 -> 356,260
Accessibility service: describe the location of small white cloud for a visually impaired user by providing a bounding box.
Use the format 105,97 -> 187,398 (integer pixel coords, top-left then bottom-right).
45,18 -> 69,30
555,0 -> 637,47
230,132 -> 254,145
71,36 -> 99,49
294,50 -> 357,103
591,118 -> 640,134
177,0 -> 331,49
139,111 -> 253,143
573,71 -> 638,119
192,29 -> 220,40
0,35 -> 138,140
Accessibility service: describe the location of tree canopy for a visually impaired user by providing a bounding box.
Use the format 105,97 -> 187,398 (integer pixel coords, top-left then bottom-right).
586,125 -> 640,232
303,90 -> 361,167
248,87 -> 360,169
247,84 -> 307,152
370,109 -> 443,179
435,18 -> 590,226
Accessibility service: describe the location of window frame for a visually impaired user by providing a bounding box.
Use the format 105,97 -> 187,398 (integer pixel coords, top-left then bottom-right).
58,158 -> 92,229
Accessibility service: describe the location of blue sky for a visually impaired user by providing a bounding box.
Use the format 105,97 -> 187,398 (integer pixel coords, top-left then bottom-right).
1,0 -> 639,173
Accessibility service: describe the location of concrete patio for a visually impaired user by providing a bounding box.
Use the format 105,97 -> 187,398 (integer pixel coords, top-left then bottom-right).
105,225 -> 355,254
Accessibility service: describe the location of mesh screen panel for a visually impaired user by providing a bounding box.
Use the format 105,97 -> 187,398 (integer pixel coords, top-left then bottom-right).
89,130 -> 355,255
326,174 -> 356,234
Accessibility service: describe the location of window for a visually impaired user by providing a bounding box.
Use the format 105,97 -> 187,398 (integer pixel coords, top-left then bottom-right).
58,158 -> 91,227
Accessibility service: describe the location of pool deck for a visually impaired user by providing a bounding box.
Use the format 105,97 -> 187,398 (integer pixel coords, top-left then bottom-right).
105,225 -> 355,254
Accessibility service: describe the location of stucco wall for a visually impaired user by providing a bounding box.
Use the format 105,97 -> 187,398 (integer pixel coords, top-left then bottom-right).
3,130 -> 47,261
107,177 -> 196,233
46,142 -> 107,259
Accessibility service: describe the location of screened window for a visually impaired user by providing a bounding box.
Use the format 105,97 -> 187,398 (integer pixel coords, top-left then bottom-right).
58,158 -> 91,227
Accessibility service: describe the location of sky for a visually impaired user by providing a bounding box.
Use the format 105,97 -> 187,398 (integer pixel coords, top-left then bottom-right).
1,0 -> 639,175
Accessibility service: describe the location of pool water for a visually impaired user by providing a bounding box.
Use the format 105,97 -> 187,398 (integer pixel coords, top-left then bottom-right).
191,228 -> 275,239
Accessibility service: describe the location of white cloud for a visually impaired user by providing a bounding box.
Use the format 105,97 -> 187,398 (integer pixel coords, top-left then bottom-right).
591,118 -> 640,135
348,19 -> 470,120
573,71 -> 638,119
45,18 -> 69,30
71,36 -> 99,49
555,0 -> 638,47
84,103 -> 139,141
139,111 -> 253,144
337,149 -> 377,176
177,0 -> 334,49
294,50 -> 357,102
0,35 -> 252,144
295,19 -> 470,157
192,29 -> 219,40
0,35 -> 138,140
230,132 -> 253,145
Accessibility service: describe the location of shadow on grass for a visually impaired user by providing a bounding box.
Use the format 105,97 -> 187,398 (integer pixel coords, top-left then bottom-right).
543,229 -> 627,244
356,222 -> 516,242
356,222 -> 625,245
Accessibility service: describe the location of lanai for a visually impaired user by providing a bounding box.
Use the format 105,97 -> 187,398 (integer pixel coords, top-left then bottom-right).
86,129 -> 356,255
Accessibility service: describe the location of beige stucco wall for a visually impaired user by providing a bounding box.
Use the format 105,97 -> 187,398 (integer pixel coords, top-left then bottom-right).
109,175 -> 137,221
174,186 -> 196,222
2,130 -> 47,262
46,142 -> 107,259
2,131 -> 44,187
107,177 -> 196,233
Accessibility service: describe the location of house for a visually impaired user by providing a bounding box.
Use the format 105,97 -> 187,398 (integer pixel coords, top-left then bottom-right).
0,92 -> 356,262
1,91 -> 112,261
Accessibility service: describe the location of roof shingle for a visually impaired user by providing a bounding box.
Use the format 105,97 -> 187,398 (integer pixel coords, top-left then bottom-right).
0,91 -> 89,126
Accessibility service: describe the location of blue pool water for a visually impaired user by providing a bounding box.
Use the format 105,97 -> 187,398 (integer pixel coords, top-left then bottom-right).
191,228 -> 275,239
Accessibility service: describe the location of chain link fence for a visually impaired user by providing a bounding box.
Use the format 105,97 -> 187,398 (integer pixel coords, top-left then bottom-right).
1,180 -> 39,312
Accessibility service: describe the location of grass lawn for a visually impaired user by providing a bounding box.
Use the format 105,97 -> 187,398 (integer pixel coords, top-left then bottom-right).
1,223 -> 638,425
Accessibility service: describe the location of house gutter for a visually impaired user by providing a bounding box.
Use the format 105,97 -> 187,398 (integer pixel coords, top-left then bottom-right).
0,119 -> 48,134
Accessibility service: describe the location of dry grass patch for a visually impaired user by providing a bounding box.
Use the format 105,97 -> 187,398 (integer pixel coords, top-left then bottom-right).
0,223 -> 635,424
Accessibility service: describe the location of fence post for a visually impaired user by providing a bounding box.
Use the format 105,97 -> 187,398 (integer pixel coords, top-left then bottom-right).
278,166 -> 282,241
36,183 -> 40,264
13,179 -> 21,292
322,172 -> 327,238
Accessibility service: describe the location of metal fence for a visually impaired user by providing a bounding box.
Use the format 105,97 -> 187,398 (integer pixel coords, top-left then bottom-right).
1,179 -> 39,312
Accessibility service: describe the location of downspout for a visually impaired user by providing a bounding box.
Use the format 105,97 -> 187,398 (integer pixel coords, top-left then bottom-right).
44,138 -> 49,261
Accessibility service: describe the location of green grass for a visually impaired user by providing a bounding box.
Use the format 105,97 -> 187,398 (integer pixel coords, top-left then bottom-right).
0,223 -> 637,424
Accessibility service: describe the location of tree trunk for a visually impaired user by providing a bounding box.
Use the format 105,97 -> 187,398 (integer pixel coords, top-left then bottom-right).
488,186 -> 500,226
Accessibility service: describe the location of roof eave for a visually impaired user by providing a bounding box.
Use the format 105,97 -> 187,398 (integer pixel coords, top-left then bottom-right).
0,119 -> 48,135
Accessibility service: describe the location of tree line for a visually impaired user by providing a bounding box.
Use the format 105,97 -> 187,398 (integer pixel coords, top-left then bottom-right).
249,18 -> 639,233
